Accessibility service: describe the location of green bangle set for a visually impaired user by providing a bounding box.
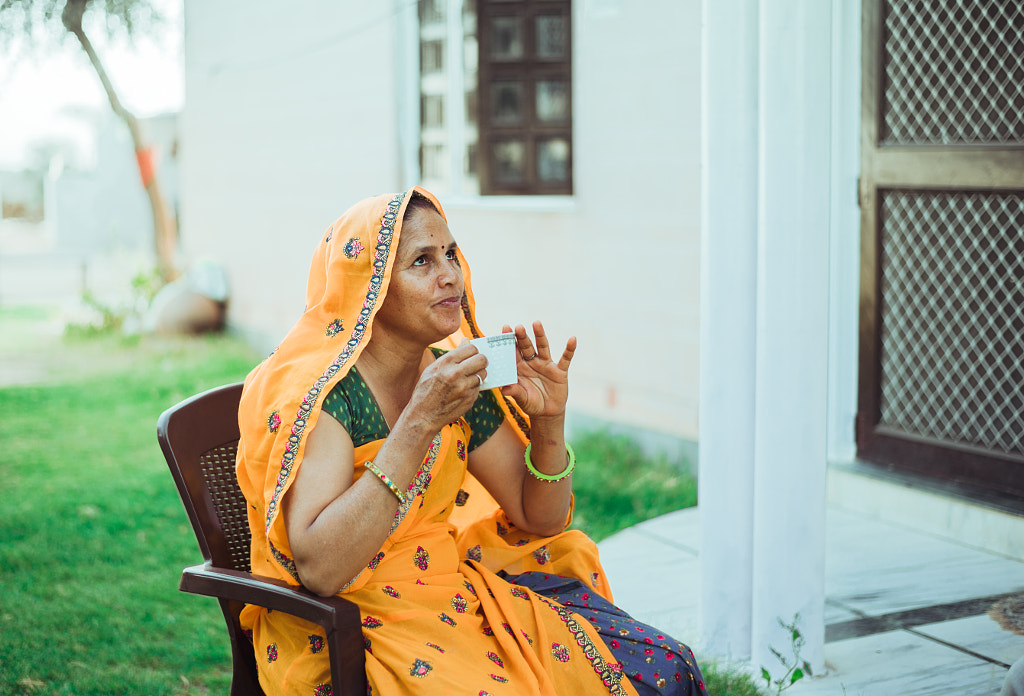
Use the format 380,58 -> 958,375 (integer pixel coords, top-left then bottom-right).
524,442 -> 575,482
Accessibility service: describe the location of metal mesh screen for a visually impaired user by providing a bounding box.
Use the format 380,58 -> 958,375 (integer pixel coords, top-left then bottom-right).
881,0 -> 1024,145
199,442 -> 252,572
878,190 -> 1024,455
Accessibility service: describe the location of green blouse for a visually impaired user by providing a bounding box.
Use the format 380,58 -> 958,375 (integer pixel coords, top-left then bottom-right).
322,348 -> 506,450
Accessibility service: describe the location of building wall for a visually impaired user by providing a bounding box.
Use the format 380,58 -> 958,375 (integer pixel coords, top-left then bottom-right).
181,2 -> 407,349
182,0 -> 703,446
450,0 -> 702,444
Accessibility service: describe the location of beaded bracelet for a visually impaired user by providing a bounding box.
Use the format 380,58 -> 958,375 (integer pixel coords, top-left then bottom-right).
524,442 -> 576,482
364,460 -> 407,504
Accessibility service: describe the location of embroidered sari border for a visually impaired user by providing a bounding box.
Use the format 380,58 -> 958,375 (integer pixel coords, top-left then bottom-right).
263,193 -> 405,557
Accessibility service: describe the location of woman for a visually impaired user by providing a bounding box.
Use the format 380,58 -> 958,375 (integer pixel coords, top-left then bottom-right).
236,187 -> 709,696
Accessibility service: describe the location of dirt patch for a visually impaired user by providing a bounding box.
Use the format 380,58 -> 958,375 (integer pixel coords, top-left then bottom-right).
0,305 -> 148,387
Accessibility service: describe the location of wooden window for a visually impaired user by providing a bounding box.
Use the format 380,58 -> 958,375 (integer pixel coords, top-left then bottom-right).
417,0 -> 571,196
477,0 -> 572,195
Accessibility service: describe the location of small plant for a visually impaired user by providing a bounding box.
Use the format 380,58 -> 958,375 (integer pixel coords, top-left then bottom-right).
64,268 -> 164,338
761,613 -> 813,694
129,266 -> 164,307
701,660 -> 765,696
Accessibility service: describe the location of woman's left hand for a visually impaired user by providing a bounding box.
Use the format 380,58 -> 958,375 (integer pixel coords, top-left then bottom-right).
501,321 -> 576,418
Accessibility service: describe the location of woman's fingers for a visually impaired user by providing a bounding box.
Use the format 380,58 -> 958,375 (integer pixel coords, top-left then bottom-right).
421,348 -> 486,398
508,322 -> 571,368
531,320 -> 552,361
513,324 -> 537,362
558,336 -> 577,372
472,372 -> 486,390
449,339 -> 478,360
455,353 -> 488,394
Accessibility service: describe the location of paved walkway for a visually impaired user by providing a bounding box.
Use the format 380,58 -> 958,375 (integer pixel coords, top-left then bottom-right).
598,505 -> 1024,695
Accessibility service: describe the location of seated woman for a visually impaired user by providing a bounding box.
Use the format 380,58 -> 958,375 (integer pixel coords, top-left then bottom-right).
236,187 -> 709,696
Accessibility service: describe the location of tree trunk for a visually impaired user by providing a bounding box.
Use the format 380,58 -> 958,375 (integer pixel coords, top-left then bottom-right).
63,0 -> 179,282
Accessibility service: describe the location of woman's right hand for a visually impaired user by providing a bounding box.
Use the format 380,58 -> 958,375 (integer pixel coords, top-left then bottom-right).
403,341 -> 488,434
288,342 -> 487,595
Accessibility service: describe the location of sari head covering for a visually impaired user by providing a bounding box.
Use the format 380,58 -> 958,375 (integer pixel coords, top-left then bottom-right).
235,186 -> 529,583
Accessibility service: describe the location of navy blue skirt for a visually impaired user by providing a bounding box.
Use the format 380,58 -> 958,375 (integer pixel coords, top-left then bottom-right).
503,571 -> 710,696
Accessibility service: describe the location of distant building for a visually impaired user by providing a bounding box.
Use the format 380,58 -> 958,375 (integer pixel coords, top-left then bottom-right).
49,111 -> 179,257
0,170 -> 44,221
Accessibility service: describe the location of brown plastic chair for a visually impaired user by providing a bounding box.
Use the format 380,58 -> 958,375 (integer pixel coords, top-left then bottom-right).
157,382 -> 366,696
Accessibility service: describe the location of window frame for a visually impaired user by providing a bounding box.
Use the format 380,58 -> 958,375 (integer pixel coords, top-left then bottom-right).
404,0 -> 574,200
477,0 -> 573,196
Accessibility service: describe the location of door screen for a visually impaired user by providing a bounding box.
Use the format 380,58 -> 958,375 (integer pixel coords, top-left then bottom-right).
857,0 -> 1024,498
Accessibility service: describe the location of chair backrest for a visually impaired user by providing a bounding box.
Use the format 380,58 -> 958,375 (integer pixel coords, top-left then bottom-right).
157,382 -> 250,572
159,383 -> 369,696
158,382 -> 267,694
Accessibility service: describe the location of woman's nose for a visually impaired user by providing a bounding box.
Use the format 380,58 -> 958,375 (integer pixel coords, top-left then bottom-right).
438,261 -> 459,286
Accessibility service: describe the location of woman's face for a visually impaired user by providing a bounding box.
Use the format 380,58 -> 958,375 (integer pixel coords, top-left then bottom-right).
373,206 -> 465,345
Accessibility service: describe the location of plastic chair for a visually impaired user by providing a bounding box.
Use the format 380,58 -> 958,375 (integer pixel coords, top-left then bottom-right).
157,382 -> 366,696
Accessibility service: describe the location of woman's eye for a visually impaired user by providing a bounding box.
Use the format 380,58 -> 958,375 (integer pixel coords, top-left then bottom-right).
446,250 -> 458,260
413,256 -> 427,266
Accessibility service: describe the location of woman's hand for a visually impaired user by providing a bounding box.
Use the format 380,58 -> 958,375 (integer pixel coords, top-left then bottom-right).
501,321 -> 576,418
403,341 -> 488,434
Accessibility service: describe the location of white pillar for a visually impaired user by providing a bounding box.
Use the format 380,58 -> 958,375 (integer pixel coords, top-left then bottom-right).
698,0 -> 760,661
750,0 -> 831,675
826,0 -> 863,464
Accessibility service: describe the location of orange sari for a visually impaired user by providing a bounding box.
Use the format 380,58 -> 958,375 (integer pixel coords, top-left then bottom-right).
236,188 -> 635,695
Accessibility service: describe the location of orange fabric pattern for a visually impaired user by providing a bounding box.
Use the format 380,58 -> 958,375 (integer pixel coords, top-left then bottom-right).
236,188 -> 633,695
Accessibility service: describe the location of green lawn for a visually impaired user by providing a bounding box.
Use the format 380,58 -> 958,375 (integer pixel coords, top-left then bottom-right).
1,328 -> 258,695
0,308 -> 759,695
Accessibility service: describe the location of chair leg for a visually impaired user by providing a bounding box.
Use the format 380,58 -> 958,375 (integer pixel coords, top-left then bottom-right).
219,599 -> 266,696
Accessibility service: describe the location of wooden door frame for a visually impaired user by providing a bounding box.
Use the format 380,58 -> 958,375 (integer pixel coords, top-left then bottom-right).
856,0 -> 1024,498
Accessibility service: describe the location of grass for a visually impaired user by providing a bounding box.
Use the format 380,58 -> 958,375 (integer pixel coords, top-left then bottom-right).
569,431 -> 697,543
1,323 -> 259,695
702,662 -> 765,696
0,307 -> 761,695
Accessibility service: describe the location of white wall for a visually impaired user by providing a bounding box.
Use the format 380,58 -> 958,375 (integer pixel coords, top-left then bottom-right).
181,2 -> 406,350
445,0 -> 703,442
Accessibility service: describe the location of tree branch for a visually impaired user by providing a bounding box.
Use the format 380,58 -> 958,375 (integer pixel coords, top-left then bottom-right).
62,0 -> 142,144
60,0 -> 177,281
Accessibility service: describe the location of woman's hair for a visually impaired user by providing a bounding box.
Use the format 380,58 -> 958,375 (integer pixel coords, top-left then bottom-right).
404,190 -> 441,221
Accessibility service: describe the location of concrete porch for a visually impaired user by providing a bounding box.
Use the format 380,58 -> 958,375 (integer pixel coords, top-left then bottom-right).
598,470 -> 1024,695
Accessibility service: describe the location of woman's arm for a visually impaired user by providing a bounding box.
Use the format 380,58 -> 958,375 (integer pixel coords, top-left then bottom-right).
284,343 -> 487,596
468,415 -> 572,537
468,322 -> 576,537
283,407 -> 436,596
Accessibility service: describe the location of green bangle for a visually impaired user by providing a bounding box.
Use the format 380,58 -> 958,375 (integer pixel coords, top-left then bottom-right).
524,442 -> 575,482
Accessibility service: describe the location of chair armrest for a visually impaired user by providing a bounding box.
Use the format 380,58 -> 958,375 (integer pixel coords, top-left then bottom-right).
180,563 -> 365,696
180,563 -> 360,627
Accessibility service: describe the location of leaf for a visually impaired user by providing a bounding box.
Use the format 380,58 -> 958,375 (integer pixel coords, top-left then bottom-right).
803,660 -> 813,677
761,667 -> 772,685
791,668 -> 804,684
